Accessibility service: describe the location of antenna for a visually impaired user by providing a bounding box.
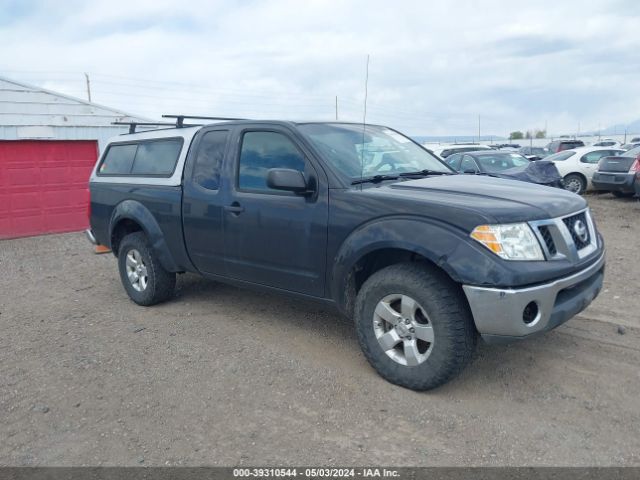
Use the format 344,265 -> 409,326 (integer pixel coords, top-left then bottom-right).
359,54 -> 370,190
84,73 -> 92,102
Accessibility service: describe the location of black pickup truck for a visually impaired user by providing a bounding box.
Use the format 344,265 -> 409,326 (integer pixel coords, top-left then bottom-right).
87,119 -> 605,390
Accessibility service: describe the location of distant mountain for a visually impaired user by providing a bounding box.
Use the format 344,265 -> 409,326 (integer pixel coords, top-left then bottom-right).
587,119 -> 640,136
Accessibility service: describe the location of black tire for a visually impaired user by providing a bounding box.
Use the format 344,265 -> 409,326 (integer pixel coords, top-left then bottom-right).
117,232 -> 176,306
612,191 -> 634,198
354,263 -> 477,391
563,173 -> 586,195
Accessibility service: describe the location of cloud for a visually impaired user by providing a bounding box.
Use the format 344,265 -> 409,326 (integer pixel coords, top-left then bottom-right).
495,35 -> 575,57
1,0 -> 639,136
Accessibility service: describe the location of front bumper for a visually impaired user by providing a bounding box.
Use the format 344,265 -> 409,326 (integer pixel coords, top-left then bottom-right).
462,251 -> 605,344
592,172 -> 636,192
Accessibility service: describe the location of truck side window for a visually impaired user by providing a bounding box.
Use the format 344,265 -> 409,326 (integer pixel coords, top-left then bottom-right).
99,144 -> 137,174
193,130 -> 229,190
131,139 -> 182,176
99,139 -> 182,176
238,131 -> 306,191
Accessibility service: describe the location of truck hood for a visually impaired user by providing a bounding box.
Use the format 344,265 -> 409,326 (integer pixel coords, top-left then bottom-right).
384,174 -> 586,224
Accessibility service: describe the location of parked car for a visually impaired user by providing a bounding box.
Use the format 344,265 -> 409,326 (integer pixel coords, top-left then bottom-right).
546,146 -> 624,194
546,139 -> 585,153
493,143 -> 521,150
591,139 -> 620,148
519,146 -> 550,160
88,118 -> 605,391
429,143 -> 492,158
592,145 -> 640,197
445,151 -> 563,188
621,142 -> 640,151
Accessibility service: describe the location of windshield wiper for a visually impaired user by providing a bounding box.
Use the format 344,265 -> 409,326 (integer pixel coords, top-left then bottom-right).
351,174 -> 400,185
398,169 -> 454,177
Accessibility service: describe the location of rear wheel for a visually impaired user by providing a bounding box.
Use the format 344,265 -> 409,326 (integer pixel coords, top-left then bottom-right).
354,263 -> 477,391
563,173 -> 586,194
117,232 -> 176,306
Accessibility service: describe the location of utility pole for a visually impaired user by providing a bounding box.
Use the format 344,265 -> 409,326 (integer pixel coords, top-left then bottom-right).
335,96 -> 338,121
478,115 -> 481,143
84,72 -> 92,102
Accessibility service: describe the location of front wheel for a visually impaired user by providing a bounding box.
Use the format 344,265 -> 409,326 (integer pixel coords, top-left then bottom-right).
563,173 -> 586,195
354,263 -> 477,391
117,232 -> 176,306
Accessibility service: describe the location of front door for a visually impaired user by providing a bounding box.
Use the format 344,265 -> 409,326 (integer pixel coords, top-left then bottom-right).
223,128 -> 328,296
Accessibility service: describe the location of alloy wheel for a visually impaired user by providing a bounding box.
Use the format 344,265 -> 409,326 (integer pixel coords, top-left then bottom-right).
372,294 -> 434,366
125,249 -> 148,292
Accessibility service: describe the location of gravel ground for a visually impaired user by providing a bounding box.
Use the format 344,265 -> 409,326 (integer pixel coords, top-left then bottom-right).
0,193 -> 639,466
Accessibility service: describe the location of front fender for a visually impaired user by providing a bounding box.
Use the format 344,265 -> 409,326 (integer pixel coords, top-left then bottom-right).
109,200 -> 179,272
331,216 -> 500,306
331,215 -> 606,315
333,216 -> 560,311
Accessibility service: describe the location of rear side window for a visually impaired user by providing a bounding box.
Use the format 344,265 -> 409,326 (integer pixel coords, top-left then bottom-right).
581,150 -> 620,164
192,130 -> 229,190
98,138 -> 183,176
99,144 -> 137,174
131,139 -> 182,175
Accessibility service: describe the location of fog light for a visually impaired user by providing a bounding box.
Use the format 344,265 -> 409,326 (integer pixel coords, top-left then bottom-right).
523,301 -> 539,325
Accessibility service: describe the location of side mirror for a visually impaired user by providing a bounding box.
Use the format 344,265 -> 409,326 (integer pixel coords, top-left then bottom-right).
267,168 -> 311,194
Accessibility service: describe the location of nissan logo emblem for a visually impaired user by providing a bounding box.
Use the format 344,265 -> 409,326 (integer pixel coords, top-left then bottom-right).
573,219 -> 588,243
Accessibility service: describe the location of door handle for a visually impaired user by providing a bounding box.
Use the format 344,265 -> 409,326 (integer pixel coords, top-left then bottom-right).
224,202 -> 244,215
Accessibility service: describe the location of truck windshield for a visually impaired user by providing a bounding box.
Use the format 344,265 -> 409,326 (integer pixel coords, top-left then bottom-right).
298,123 -> 452,179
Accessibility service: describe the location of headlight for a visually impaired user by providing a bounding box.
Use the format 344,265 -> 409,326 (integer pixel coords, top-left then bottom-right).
470,223 -> 544,261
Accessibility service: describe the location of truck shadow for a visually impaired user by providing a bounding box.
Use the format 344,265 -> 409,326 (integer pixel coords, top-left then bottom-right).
171,273 -> 602,396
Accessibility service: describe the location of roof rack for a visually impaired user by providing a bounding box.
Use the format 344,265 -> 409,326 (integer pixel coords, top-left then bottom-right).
113,114 -> 250,134
162,114 -> 249,128
112,121 -> 180,134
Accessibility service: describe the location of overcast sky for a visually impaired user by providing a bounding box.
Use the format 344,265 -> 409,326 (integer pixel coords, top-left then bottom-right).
1,0 -> 639,136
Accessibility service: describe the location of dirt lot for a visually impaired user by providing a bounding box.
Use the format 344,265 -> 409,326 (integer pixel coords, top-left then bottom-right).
0,193 -> 639,466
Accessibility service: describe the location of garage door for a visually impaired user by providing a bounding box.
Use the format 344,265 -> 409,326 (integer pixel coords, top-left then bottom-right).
0,140 -> 98,239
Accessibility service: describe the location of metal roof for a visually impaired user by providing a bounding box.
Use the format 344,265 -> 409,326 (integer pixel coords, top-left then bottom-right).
0,75 -> 151,127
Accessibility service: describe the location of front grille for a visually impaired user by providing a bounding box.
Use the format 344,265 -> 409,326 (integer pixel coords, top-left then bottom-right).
562,212 -> 590,250
537,225 -> 557,255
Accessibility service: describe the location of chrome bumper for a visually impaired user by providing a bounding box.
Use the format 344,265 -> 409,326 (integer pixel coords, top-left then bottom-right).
462,251 -> 605,343
85,229 -> 97,245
